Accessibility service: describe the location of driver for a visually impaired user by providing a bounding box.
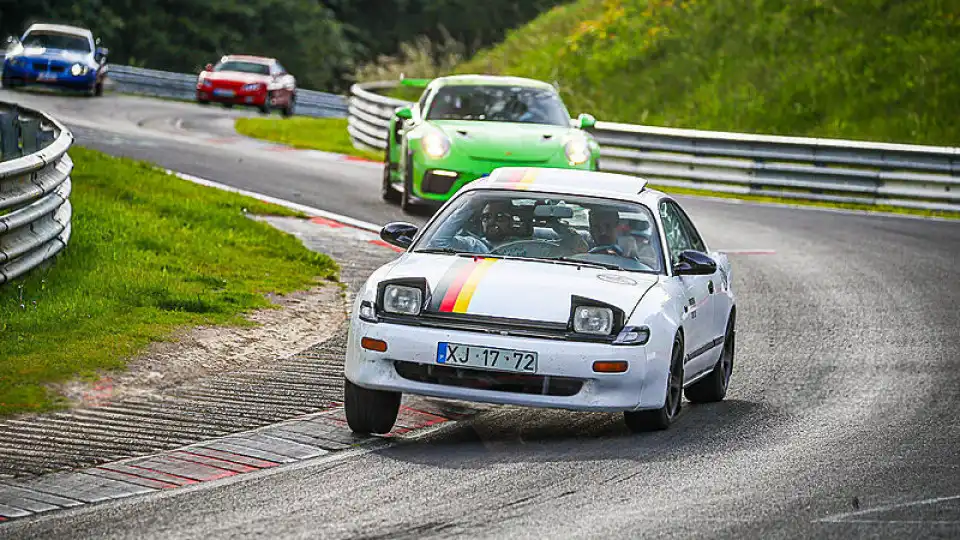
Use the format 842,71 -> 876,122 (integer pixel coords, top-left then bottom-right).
443,200 -> 524,253
586,207 -> 626,255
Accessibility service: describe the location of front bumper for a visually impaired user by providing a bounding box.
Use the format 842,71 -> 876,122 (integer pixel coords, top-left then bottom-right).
197,85 -> 267,105
3,62 -> 97,89
344,318 -> 667,412
410,151 -> 597,202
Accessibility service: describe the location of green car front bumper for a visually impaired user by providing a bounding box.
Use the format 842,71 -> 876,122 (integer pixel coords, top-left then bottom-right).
401,151 -> 599,203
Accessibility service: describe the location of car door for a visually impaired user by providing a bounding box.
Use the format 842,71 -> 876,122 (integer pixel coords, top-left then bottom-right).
659,199 -> 717,377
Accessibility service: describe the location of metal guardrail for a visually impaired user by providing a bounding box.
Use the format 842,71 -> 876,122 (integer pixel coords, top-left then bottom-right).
348,81 -> 960,213
106,65 -> 349,118
0,102 -> 74,285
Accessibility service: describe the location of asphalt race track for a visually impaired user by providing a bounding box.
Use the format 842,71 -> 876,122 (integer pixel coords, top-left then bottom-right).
2,88 -> 959,539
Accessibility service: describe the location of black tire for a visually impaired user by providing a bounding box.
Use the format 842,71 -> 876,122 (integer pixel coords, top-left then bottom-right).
624,333 -> 684,432
2,71 -> 14,89
198,99 -> 210,105
282,92 -> 295,117
94,80 -> 103,97
260,92 -> 272,115
400,151 -> 415,212
344,379 -> 401,435
685,311 -> 735,403
381,144 -> 401,202
222,103 -> 234,109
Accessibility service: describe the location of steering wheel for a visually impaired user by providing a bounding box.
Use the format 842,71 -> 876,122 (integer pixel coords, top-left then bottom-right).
490,239 -> 565,258
588,244 -> 625,256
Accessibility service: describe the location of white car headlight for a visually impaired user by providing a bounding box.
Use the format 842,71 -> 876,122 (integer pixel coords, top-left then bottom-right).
564,136 -> 591,165
422,130 -> 451,159
70,63 -> 88,76
383,285 -> 422,315
573,306 -> 613,335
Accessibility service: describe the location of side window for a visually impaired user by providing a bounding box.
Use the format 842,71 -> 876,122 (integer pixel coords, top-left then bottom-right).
674,205 -> 706,252
659,201 -> 694,265
417,88 -> 433,115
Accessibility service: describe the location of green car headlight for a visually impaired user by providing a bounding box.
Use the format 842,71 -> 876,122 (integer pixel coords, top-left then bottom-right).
422,130 -> 451,159
564,136 -> 591,166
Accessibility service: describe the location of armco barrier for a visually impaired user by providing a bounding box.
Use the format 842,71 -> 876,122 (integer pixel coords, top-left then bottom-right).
106,65 -> 348,118
0,102 -> 74,285
347,80 -> 960,213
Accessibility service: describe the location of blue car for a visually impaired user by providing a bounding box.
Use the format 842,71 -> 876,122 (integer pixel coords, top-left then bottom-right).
2,23 -> 109,96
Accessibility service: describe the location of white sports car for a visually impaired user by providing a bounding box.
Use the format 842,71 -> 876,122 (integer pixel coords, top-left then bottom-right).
344,167 -> 736,433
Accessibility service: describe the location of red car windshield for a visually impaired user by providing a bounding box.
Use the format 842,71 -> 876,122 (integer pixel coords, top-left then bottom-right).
426,85 -> 571,127
214,61 -> 270,75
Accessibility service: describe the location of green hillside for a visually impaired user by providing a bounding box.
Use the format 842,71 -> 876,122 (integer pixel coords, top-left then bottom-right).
458,0 -> 960,146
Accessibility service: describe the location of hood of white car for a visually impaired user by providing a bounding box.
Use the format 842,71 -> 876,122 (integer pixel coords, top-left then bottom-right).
384,253 -> 659,322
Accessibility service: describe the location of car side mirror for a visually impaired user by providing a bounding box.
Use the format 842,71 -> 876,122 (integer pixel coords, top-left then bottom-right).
380,222 -> 418,249
673,250 -> 717,276
578,113 -> 596,129
395,107 -> 413,120
204,63 -> 213,72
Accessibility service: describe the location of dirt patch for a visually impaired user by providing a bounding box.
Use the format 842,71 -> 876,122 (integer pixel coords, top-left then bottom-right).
51,283 -> 348,408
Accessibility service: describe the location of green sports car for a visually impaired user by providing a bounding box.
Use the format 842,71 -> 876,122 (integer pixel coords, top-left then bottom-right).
381,74 -> 601,211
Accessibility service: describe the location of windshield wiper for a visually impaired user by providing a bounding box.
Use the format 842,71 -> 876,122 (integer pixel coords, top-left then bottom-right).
414,247 -> 465,255
550,257 -> 624,271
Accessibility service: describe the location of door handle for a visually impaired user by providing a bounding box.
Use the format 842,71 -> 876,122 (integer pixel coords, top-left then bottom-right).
708,280 -> 714,294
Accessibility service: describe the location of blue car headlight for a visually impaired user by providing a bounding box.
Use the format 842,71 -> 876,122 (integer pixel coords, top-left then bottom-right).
70,63 -> 90,76
242,83 -> 262,91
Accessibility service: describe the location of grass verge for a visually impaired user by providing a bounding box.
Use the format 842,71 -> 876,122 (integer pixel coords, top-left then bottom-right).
652,184 -> 960,221
235,117 -> 382,161
0,147 -> 338,417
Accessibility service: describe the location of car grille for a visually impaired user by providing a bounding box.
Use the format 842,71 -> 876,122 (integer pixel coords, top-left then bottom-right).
421,170 -> 458,194
32,62 -> 66,73
393,360 -> 584,397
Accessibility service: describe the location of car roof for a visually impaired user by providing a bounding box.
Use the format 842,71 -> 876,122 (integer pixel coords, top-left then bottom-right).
464,167 -> 666,205
221,54 -> 274,64
429,74 -> 556,92
24,23 -> 93,40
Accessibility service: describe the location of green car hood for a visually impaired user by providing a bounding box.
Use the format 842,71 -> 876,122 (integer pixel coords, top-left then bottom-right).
431,120 -> 575,162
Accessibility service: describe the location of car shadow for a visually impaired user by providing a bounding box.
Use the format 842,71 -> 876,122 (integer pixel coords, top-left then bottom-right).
376,398 -> 785,470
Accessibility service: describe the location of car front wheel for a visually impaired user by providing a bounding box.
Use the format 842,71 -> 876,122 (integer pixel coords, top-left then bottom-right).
344,379 -> 401,435
624,333 -> 684,432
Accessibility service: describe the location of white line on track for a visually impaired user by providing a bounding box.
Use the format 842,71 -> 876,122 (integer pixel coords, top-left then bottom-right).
164,169 -> 382,232
815,494 -> 960,523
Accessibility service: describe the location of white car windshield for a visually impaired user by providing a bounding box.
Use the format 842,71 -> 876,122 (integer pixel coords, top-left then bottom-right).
22,32 -> 91,52
425,85 -> 571,127
214,61 -> 270,75
414,190 -> 665,274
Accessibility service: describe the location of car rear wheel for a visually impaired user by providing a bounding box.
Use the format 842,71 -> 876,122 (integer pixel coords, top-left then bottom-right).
400,151 -> 415,212
1,73 -> 14,89
344,379 -> 401,435
624,333 -> 684,432
685,311 -> 735,403
94,80 -> 103,97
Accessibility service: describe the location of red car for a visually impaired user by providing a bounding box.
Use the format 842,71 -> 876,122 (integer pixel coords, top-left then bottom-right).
196,55 -> 296,116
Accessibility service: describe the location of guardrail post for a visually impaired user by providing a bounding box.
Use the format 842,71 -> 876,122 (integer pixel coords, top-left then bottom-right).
0,111 -> 21,161
20,117 -> 40,155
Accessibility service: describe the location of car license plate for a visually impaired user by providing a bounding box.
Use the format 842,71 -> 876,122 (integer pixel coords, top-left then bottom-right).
37,73 -> 57,81
213,89 -> 235,97
437,342 -> 537,373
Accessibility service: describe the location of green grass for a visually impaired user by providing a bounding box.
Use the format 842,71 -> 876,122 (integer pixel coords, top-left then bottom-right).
459,0 -> 960,147
650,183 -> 960,220
235,117 -> 382,161
0,147 -> 338,417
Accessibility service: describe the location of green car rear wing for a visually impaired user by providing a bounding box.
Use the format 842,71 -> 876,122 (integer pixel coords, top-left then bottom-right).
399,76 -> 433,88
